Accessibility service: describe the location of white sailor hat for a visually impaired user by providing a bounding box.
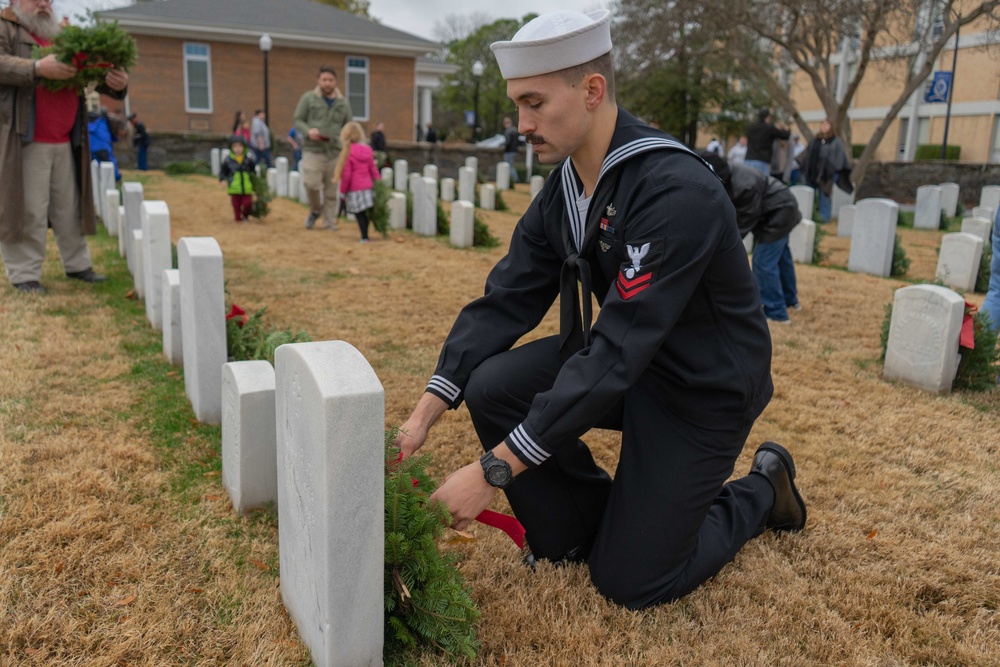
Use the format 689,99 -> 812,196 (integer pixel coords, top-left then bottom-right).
490,9 -> 612,80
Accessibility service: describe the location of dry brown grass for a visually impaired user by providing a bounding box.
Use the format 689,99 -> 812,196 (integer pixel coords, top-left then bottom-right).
2,170 -> 999,666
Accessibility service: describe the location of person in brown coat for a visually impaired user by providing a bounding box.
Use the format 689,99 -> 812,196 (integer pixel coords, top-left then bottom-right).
1,0 -> 128,294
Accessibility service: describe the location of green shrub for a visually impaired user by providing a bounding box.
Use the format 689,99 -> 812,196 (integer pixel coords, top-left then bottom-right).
914,144 -> 961,160
954,309 -> 1000,391
976,242 -> 992,293
851,144 -> 866,159
164,160 -> 212,176
249,173 -> 271,219
225,304 -> 310,364
891,234 -> 910,276
812,222 -> 829,264
371,180 -> 390,237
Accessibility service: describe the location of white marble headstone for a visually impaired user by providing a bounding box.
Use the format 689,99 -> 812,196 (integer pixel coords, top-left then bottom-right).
914,185 -> 942,230
960,217 -> 992,245
141,201 -> 172,331
211,148 -> 221,177
122,182 -> 144,271
393,159 -> 408,191
458,167 -> 476,204
450,200 -> 475,248
848,198 -> 899,277
938,182 -> 959,217
496,162 -> 511,191
831,184 -> 855,222
408,172 -> 421,197
288,171 -> 300,201
440,178 -> 456,203
118,205 -> 127,258
837,205 -> 856,238
883,284 -> 964,394
132,230 -> 145,299
275,341 -> 384,667
266,168 -> 277,195
178,237 -> 226,425
789,185 -> 814,221
422,164 -> 438,182
275,157 -> 289,197
222,360 -> 277,515
388,192 -> 407,230
530,175 -> 545,199
464,156 -> 478,177
972,206 -> 995,222
935,232 -> 984,292
979,185 -> 1000,212
105,189 -> 121,237
162,269 -> 183,365
412,177 -> 437,237
480,183 -> 496,211
98,162 -> 115,222
788,219 -> 816,264
380,167 -> 393,186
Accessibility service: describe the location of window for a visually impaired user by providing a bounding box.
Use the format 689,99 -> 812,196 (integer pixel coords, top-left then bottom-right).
346,57 -> 369,120
184,43 -> 212,113
917,117 -> 931,145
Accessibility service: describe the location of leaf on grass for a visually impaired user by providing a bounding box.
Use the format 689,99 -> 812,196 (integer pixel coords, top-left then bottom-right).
347,267 -> 361,275
204,494 -> 219,501
187,587 -> 204,594
867,529 -> 878,540
250,559 -> 270,571
55,562 -> 65,574
119,615 -> 130,624
202,471 -> 220,478
25,648 -> 39,656
394,237 -> 405,243
124,288 -> 135,299
115,594 -> 137,606
166,371 -> 178,377
447,530 -> 476,545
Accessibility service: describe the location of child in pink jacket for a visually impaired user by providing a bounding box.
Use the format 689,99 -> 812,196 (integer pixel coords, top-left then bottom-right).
334,122 -> 381,242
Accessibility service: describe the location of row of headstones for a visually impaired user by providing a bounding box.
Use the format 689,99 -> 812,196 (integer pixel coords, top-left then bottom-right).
753,184 -> 990,290
108,180 -> 383,666
913,183 -> 1000,230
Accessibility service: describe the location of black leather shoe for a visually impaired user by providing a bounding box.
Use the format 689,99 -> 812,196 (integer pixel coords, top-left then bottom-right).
523,543 -> 589,570
750,442 -> 807,531
66,268 -> 106,283
13,280 -> 47,294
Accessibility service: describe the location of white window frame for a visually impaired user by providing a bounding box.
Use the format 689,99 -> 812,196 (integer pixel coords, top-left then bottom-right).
183,42 -> 213,114
346,56 -> 369,121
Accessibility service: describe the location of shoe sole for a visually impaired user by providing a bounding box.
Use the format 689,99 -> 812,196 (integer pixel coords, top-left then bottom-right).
757,441 -> 807,530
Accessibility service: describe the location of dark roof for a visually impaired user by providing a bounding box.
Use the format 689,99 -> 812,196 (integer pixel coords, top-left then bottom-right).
98,0 -> 438,53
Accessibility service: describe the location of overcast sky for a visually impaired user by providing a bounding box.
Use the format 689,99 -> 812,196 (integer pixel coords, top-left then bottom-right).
54,0 -> 609,42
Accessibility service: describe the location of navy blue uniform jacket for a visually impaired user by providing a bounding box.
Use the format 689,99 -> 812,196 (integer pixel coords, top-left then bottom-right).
426,109 -> 773,469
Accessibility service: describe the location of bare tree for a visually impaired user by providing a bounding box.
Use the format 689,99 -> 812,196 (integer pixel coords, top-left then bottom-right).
615,0 -> 1000,183
433,12 -> 495,44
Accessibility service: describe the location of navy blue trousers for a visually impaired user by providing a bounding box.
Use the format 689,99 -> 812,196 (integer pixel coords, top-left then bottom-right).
465,335 -> 774,609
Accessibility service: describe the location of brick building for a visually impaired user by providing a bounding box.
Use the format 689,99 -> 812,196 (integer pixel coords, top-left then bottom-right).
789,2 -> 1000,163
97,0 -> 445,144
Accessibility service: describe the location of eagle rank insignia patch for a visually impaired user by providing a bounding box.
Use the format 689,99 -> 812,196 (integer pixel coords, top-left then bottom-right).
617,242 -> 651,300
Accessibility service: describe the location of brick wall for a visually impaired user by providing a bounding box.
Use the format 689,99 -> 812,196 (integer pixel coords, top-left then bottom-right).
125,34 -> 417,145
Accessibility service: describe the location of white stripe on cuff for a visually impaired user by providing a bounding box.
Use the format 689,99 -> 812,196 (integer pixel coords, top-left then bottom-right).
508,424 -> 550,466
427,375 -> 461,402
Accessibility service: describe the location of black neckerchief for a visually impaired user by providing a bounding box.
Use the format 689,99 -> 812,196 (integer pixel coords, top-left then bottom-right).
555,110 -> 708,359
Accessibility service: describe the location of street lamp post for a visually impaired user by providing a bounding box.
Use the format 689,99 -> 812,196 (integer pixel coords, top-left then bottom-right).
472,59 -> 484,143
258,33 -> 272,127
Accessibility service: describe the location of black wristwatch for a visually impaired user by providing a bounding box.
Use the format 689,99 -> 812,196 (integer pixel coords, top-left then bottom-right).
480,450 -> 513,489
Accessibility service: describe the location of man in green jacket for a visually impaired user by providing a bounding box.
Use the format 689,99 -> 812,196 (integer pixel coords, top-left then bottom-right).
293,65 -> 352,230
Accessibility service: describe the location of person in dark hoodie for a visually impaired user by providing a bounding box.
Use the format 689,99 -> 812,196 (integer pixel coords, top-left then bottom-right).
745,107 -> 790,177
702,152 -> 801,324
798,119 -> 853,223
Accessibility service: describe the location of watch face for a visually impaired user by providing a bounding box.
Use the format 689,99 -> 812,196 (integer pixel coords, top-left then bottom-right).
486,463 -> 511,487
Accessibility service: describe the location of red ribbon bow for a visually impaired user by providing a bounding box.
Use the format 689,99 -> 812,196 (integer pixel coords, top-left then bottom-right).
71,51 -> 115,71
960,301 -> 977,350
225,304 -> 248,328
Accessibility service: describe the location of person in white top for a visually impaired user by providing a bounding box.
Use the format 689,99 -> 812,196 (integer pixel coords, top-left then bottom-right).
727,135 -> 748,163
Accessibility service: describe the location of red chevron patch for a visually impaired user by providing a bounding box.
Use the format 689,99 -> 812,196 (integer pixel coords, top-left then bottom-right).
616,270 -> 652,300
